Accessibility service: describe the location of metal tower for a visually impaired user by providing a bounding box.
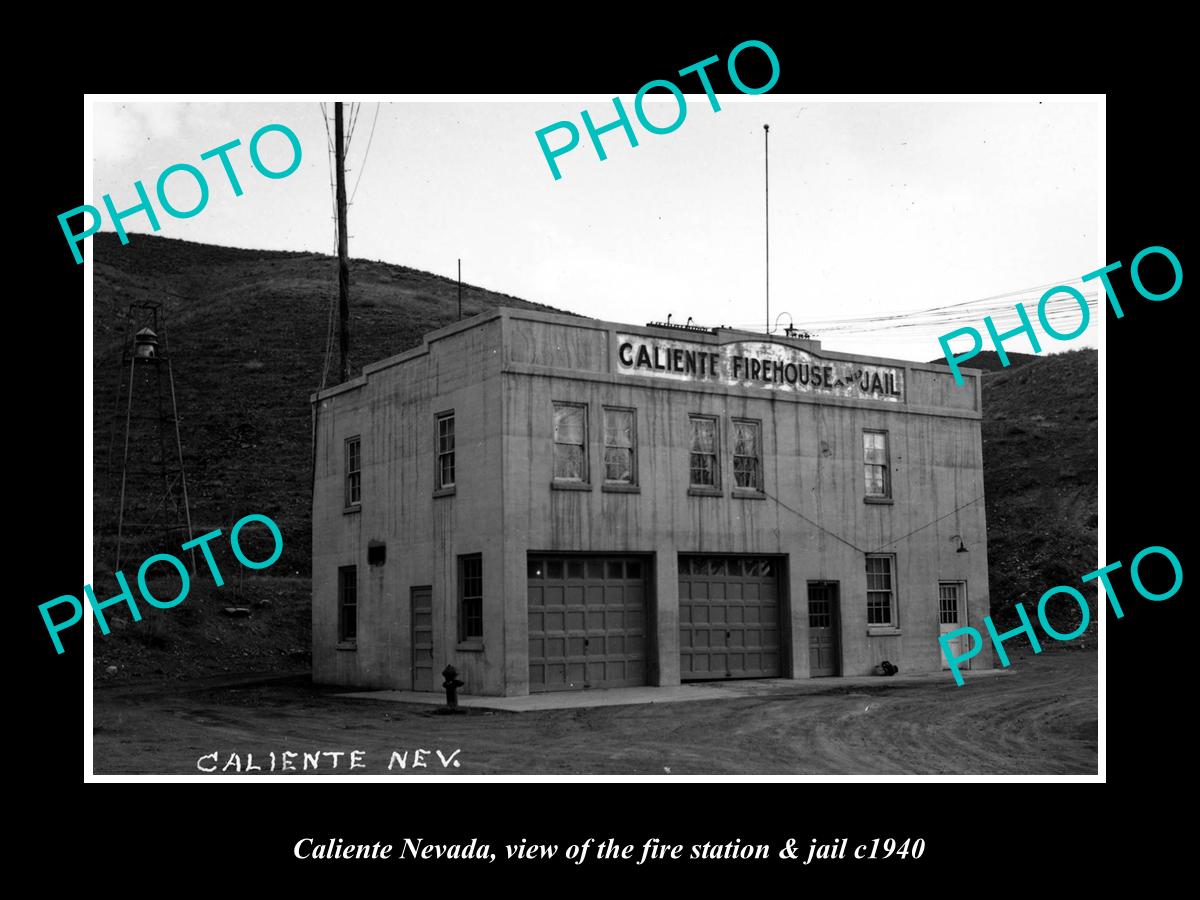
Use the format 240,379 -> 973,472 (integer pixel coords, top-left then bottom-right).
107,301 -> 196,572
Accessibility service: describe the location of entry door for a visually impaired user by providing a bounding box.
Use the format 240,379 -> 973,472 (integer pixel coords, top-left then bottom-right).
411,587 -> 434,691
807,582 -> 840,677
939,582 -> 968,669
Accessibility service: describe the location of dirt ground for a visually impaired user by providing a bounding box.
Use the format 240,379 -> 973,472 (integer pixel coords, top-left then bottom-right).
92,643 -> 1097,776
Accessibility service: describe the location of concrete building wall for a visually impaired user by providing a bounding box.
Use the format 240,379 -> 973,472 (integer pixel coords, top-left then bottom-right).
312,309 -> 992,696
500,311 -> 992,685
312,317 -> 512,693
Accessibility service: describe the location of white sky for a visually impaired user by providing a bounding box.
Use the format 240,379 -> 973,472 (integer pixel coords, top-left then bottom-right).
91,98 -> 1100,362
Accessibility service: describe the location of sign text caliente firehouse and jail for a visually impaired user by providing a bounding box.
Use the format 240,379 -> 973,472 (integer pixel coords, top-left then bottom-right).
615,336 -> 905,402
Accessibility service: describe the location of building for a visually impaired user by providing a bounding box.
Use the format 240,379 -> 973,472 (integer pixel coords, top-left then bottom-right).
311,308 -> 992,695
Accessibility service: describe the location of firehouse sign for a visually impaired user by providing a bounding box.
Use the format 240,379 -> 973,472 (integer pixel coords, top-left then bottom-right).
615,336 -> 905,402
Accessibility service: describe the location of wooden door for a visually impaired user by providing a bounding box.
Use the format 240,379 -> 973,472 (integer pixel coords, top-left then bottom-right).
807,582 -> 840,677
939,582 -> 968,670
411,587 -> 434,691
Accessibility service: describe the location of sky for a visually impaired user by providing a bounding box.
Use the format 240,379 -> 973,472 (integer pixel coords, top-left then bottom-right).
90,98 -> 1101,363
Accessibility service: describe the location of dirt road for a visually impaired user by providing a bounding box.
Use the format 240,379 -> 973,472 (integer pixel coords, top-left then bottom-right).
93,644 -> 1096,775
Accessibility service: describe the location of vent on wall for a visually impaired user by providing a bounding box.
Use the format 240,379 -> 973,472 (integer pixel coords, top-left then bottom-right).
368,541 -> 386,566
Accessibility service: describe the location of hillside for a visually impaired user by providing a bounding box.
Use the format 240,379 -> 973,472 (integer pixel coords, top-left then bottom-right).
92,232 -> 565,572
91,233 -> 567,679
976,349 -> 1098,633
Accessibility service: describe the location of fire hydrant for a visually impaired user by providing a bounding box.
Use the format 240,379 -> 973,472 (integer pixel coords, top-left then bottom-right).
442,664 -> 464,708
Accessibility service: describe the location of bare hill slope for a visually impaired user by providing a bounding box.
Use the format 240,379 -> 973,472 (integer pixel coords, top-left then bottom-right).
977,349 -> 1098,632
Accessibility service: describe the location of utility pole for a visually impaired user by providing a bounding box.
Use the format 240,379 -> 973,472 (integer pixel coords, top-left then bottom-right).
335,102 -> 351,383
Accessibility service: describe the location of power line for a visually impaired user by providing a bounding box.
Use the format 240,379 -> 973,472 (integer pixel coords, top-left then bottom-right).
704,276 -> 1099,332
317,104 -> 339,253
871,495 -> 986,553
349,103 -> 381,206
344,102 -> 362,157
761,489 -> 867,554
712,290 -> 1100,336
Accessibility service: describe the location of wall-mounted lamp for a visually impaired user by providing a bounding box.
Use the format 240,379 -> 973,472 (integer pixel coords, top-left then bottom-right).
950,534 -> 969,553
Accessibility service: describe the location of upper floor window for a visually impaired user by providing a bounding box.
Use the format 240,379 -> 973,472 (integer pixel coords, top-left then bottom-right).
732,419 -> 762,492
436,412 -> 455,490
344,436 -> 361,508
603,406 -> 636,485
863,429 -> 891,499
553,402 -> 588,482
689,415 -> 720,488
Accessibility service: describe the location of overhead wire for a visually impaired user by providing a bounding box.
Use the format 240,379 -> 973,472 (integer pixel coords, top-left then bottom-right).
344,101 -> 361,157
711,286 -> 1101,340
716,281 -> 1098,331
349,103 -> 381,206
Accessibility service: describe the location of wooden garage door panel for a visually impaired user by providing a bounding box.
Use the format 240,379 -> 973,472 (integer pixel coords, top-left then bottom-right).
528,555 -> 647,692
679,555 -> 782,679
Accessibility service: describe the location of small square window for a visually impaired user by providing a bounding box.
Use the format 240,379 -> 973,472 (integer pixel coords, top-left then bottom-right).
939,582 -> 964,625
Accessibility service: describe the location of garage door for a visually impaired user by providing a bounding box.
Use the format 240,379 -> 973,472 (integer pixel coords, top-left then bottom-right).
679,555 -> 782,679
527,555 -> 648,692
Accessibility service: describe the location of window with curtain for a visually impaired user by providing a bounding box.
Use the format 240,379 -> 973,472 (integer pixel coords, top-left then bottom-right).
603,407 -> 635,484
733,419 -> 762,491
689,416 -> 719,487
553,402 -> 588,482
863,429 -> 890,498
